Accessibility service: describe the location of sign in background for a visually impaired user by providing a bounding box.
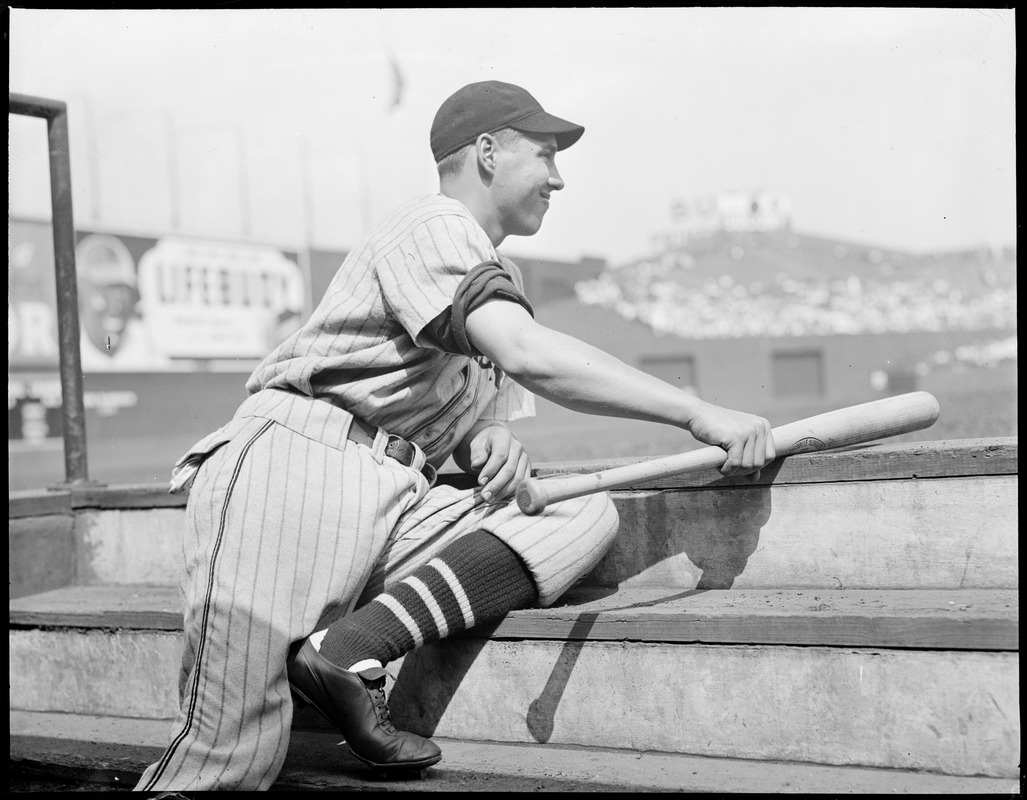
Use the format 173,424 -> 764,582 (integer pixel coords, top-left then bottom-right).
9,218 -> 306,372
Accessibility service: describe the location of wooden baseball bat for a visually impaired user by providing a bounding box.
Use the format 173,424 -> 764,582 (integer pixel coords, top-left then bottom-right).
516,391 -> 940,515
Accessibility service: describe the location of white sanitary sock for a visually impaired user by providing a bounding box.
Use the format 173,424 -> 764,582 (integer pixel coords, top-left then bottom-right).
309,630 -> 381,672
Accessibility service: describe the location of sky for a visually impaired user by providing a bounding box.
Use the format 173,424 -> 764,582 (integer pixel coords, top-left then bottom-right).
8,7 -> 1017,266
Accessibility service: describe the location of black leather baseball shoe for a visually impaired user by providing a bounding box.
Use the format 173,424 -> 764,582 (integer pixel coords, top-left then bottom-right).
287,639 -> 442,771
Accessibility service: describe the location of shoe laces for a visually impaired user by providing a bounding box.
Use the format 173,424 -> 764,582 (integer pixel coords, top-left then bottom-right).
366,675 -> 397,733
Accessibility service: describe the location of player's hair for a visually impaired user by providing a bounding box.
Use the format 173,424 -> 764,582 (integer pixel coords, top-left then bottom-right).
436,128 -> 522,178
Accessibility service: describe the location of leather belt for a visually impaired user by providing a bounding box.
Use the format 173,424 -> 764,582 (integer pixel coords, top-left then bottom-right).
347,415 -> 420,471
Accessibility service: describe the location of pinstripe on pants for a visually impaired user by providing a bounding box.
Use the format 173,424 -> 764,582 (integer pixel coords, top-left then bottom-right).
136,392 -> 618,791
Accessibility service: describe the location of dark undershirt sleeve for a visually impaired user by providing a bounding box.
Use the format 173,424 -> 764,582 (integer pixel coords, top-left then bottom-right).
421,260 -> 535,357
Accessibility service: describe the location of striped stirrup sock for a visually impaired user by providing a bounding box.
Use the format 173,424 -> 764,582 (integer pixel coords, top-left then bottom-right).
318,529 -> 537,670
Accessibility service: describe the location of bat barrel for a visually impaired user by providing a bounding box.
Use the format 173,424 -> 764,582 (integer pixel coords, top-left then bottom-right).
771,390 -> 940,455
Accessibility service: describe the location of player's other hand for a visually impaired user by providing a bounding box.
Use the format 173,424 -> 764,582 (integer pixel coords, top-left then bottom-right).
687,402 -> 776,479
468,424 -> 532,503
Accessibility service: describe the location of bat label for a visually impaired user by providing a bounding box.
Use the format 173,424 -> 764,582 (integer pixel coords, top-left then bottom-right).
790,437 -> 826,453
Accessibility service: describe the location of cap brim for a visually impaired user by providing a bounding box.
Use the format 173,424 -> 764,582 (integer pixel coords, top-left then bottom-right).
510,110 -> 585,151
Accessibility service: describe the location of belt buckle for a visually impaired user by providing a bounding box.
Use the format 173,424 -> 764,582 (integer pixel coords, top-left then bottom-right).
385,434 -> 436,486
385,434 -> 416,468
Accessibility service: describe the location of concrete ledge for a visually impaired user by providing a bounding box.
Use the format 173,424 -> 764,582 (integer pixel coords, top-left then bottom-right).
9,438 -> 1017,593
10,710 -> 1019,793
589,474 -> 1017,590
9,437 -> 1017,514
73,508 -> 186,586
9,474 -> 1018,592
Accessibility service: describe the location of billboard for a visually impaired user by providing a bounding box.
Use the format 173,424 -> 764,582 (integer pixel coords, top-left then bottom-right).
651,191 -> 792,251
9,218 -> 306,372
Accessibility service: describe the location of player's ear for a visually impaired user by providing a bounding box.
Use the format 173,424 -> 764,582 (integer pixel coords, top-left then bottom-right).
476,133 -> 498,175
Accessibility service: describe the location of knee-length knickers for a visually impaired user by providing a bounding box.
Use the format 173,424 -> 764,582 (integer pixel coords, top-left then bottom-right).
135,390 -> 619,791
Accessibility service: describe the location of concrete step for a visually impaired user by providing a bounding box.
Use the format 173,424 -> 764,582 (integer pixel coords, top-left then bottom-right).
10,710 -> 1018,794
9,584 -> 1019,778
9,439 -> 1018,598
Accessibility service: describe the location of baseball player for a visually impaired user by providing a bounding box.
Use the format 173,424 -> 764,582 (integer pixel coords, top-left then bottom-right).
136,80 -> 774,792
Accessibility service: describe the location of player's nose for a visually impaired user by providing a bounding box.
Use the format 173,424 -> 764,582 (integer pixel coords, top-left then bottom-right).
547,166 -> 565,191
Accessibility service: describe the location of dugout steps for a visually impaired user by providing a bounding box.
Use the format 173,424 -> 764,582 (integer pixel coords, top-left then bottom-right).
10,711 -> 1015,794
9,436 -> 1020,791
9,584 -> 1019,650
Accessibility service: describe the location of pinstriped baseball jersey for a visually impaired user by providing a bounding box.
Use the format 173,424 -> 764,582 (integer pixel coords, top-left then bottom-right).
246,193 -> 535,468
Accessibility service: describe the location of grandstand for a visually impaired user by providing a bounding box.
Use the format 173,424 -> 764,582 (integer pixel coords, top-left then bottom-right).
509,227 -> 1016,462
576,229 -> 1016,340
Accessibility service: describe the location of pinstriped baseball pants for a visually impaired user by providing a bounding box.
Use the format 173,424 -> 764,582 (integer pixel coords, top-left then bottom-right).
135,395 -> 619,791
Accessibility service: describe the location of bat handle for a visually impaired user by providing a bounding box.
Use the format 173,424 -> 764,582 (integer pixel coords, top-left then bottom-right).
516,446 -> 727,515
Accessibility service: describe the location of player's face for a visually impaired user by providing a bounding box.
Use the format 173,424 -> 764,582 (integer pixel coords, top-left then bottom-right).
81,283 -> 136,354
492,132 -> 564,238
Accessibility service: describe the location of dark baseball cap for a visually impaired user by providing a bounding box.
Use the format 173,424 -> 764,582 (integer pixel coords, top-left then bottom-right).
430,80 -> 585,162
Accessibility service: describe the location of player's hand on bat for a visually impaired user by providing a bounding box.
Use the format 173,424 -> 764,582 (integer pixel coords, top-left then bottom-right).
466,423 -> 532,503
686,402 -> 776,479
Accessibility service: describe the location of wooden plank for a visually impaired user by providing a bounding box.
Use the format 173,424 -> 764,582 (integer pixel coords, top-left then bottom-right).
533,437 -> 1017,490
10,585 -> 1017,650
9,585 -> 182,631
9,489 -> 72,519
490,588 -> 1019,651
70,484 -> 186,510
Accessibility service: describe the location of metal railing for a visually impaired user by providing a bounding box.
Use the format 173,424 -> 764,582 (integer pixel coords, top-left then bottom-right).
9,92 -> 93,486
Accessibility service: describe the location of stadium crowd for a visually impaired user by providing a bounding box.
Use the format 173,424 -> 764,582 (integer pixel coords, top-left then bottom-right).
575,258 -> 1017,340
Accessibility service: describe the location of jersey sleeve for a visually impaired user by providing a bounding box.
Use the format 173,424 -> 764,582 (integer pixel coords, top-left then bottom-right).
422,260 -> 535,356
375,209 -> 498,348
480,373 -> 536,422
